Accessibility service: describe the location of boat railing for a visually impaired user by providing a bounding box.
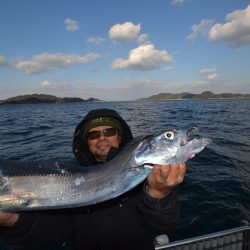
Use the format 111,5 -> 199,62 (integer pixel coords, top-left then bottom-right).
155,225 -> 250,250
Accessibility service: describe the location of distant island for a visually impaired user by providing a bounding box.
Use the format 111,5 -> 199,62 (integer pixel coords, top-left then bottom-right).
0,94 -> 103,105
1,91 -> 250,104
138,91 -> 250,101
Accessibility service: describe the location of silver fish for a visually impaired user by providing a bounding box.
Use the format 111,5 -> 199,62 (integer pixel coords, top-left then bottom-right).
0,127 -> 211,211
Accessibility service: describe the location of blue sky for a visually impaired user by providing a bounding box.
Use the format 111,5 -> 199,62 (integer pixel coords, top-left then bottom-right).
1,0 -> 250,101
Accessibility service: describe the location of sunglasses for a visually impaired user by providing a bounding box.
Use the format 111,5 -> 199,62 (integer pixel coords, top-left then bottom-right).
86,127 -> 118,140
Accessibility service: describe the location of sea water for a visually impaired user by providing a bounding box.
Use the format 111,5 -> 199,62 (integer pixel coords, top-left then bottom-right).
0,99 -> 249,249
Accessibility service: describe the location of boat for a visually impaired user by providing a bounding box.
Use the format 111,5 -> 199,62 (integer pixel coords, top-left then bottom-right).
155,224 -> 250,250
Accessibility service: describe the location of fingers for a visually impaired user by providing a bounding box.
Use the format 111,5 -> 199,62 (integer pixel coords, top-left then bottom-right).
151,164 -> 170,184
0,212 -> 19,226
152,163 -> 186,185
168,162 -> 186,185
148,163 -> 186,198
147,163 -> 187,195
178,162 -> 186,184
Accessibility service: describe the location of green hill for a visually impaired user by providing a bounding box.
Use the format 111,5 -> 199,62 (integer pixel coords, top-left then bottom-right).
138,91 -> 250,101
0,94 -> 103,104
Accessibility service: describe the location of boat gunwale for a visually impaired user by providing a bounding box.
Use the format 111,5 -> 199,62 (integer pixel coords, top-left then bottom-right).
155,225 -> 250,250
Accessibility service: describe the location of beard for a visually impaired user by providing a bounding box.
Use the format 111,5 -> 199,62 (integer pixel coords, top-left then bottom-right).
93,141 -> 112,162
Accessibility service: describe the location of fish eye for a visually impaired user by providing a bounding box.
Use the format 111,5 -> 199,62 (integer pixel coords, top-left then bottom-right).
164,131 -> 175,140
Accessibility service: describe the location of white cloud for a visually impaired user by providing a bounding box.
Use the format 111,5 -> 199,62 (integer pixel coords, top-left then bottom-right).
0,54 -> 11,67
15,52 -> 100,74
87,37 -> 105,45
109,22 -> 148,43
187,19 -> 215,41
112,43 -> 172,70
199,67 -> 218,81
171,0 -> 190,6
163,66 -> 173,71
64,18 -> 79,31
208,5 -> 250,47
199,67 -> 217,74
41,80 -> 51,87
207,73 -> 218,81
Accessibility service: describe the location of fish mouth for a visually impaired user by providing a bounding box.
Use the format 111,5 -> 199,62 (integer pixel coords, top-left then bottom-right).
181,126 -> 198,146
187,126 -> 198,135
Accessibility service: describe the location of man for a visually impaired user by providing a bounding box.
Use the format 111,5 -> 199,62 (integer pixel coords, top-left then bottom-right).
0,108 -> 186,250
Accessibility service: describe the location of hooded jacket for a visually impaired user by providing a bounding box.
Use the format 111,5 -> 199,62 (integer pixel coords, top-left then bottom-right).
0,109 -> 180,250
73,108 -> 133,166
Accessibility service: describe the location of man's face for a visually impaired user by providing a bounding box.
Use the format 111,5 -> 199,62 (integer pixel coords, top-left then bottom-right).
87,125 -> 121,162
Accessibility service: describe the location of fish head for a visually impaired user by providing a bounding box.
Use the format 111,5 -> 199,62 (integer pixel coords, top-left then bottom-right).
134,127 -> 211,166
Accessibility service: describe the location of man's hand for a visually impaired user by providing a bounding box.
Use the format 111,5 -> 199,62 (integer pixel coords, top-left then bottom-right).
0,212 -> 19,226
147,163 -> 186,198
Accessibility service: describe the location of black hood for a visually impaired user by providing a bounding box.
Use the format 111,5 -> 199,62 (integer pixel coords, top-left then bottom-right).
73,109 -> 133,166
